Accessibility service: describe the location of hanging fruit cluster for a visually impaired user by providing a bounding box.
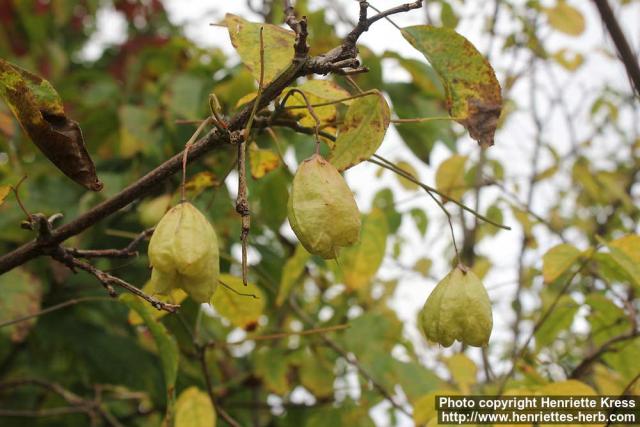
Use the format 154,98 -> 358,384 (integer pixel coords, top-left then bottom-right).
287,154 -> 361,259
419,265 -> 493,347
148,202 -> 220,304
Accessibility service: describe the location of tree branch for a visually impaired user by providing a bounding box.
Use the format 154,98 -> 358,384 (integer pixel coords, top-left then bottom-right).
0,1 -> 424,280
592,0 -> 640,96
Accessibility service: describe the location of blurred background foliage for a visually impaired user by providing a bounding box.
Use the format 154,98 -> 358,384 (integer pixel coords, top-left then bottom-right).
0,0 -> 639,426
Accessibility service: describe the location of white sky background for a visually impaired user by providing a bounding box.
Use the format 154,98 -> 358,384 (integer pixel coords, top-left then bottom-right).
85,1 -> 639,425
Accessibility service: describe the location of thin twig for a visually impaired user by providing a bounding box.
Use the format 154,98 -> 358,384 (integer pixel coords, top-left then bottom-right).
54,253 -> 179,313
369,155 -> 510,229
0,296 -> 112,329
218,279 -> 258,298
197,347 -> 242,427
288,296 -> 412,418
181,117 -> 214,202
497,256 -> 593,394
236,27 -> 265,287
68,228 -> 154,259
206,324 -> 350,348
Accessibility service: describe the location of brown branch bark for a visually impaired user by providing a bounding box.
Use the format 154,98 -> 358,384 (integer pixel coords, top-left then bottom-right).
592,0 -> 640,96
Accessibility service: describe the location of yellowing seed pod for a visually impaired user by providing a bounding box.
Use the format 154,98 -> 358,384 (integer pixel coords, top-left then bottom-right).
148,202 -> 219,303
287,154 -> 361,259
419,265 -> 492,347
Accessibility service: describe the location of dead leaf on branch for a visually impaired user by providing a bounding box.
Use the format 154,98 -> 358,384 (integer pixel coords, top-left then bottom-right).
401,26 -> 503,148
0,58 -> 102,191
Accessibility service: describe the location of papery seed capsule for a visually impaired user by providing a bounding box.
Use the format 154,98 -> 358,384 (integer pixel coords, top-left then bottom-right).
419,265 -> 492,347
148,202 -> 219,303
287,154 -> 361,259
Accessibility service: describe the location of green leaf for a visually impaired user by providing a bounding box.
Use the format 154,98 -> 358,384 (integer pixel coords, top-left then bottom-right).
122,294 -> 179,426
401,26 -> 502,147
276,244 -> 311,306
544,1 -> 585,36
0,59 -> 102,190
329,91 -> 390,171
337,208 -> 389,291
0,268 -> 42,343
534,295 -> 578,348
435,154 -> 467,202
118,105 -> 157,158
298,347 -> 335,398
372,188 -> 402,233
253,347 -> 289,395
224,14 -> 295,84
597,236 -> 640,290
175,387 -> 216,427
410,208 -> 429,236
542,243 -> 581,283
212,274 -> 265,329
167,74 -> 205,119
386,82 -> 455,164
440,1 -> 459,29
343,311 -> 403,360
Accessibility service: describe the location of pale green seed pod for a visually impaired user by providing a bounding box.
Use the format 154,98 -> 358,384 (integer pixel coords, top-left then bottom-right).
148,202 -> 219,303
287,154 -> 361,259
419,266 -> 492,347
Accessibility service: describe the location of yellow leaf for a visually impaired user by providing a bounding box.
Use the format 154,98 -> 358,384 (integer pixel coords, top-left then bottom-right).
185,172 -> 218,197
544,1 -> 585,36
175,387 -> 216,427
249,142 -> 280,179
413,391 -> 460,426
128,281 -> 188,326
593,364 -> 625,395
471,257 -> 491,280
552,49 -> 584,71
338,208 -> 389,291
212,274 -> 265,330
284,80 -> 350,128
542,243 -> 581,283
609,235 -> 640,263
413,258 -> 432,277
0,185 -> 10,206
224,14 -> 295,85
435,154 -> 467,202
235,91 -> 257,108
395,161 -> 420,191
445,354 -> 477,393
538,379 -> 596,395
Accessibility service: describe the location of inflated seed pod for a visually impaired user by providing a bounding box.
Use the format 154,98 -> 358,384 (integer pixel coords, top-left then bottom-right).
419,265 -> 492,347
287,154 -> 361,259
148,202 -> 219,303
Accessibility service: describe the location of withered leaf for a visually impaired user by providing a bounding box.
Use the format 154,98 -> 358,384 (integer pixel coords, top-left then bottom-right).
401,26 -> 503,148
0,58 -> 103,191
